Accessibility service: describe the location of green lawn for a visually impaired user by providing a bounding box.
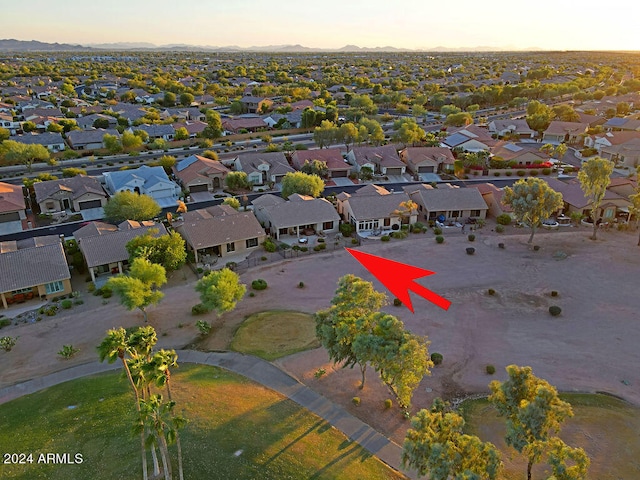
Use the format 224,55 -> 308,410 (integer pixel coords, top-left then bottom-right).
459,393 -> 640,479
0,364 -> 404,480
230,310 -> 320,360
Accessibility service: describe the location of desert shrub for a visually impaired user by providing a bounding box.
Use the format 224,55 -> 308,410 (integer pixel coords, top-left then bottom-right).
381,235 -> 391,242
340,223 -> 354,237
45,305 -> 58,316
551,290 -> 558,297
486,365 -> 496,375
249,292 -> 255,297
101,287 -> 112,299
298,281 -> 305,288
61,299 -> 73,309
317,237 -> 325,243
313,245 -> 322,251
351,238 -> 358,245
391,230 -> 408,239
505,170 -> 513,176
542,168 -> 551,175
517,170 -> 526,176
226,261 -> 237,270
495,224 -> 505,233
393,298 -> 402,307
466,247 -> 475,255
352,397 -> 361,406
431,352 -> 443,365
195,320 -> 211,335
318,243 -> 326,250
530,169 -> 539,176
197,267 -> 204,274
433,227 -> 443,235
549,306 -> 562,316
0,336 -> 17,351
300,247 -> 308,252
384,399 -> 393,409
58,345 -> 79,359
435,235 -> 444,243
468,234 -> 475,242
262,238 -> 277,252
251,279 -> 268,290
488,288 -> 496,295
496,213 -> 512,225
0,318 -> 11,329
191,303 -> 209,315
494,172 -> 501,177
260,256 -> 267,261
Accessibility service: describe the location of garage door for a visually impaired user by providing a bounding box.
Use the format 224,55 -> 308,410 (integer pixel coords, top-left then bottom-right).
0,212 -> 20,223
79,200 -> 102,210
331,170 -> 349,178
418,165 -> 434,173
386,168 -> 403,175
189,184 -> 208,193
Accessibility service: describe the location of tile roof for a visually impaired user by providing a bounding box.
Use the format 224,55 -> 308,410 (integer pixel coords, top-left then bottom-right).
33,175 -> 107,204
404,185 -> 488,212
0,182 -> 26,213
173,155 -> 230,185
175,209 -> 265,250
67,128 -> 120,147
76,222 -> 167,268
291,148 -> 351,172
347,191 -> 415,220
255,196 -> 340,229
350,144 -> 405,168
0,238 -> 70,294
12,132 -> 65,146
235,151 -> 294,176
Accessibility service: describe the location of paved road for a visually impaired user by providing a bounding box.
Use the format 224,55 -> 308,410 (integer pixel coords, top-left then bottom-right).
0,349 -> 417,479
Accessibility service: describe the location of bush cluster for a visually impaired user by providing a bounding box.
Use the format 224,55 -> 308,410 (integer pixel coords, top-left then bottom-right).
495,225 -> 505,233
431,352 -> 443,365
486,365 -> 496,375
496,214 -> 512,225
468,234 -> 475,242
251,279 -> 268,290
435,235 -> 444,244
393,298 -> 402,307
381,235 -> 391,242
191,303 -> 209,315
549,306 -> 562,316
433,227 -> 443,235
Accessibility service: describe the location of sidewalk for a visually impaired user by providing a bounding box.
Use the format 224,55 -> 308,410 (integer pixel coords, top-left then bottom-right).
0,349 -> 417,480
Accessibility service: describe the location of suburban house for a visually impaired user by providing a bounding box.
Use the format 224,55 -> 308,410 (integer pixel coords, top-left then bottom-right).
0,235 -> 72,309
172,120 -> 207,138
222,116 -> 268,134
599,137 -> 640,168
34,175 -> 108,215
545,178 -> 631,222
75,113 -> 118,130
471,183 -> 513,218
337,184 -> 418,234
488,142 -> 550,167
67,128 -> 120,150
13,132 -> 66,152
488,119 -> 535,139
239,96 -> 273,114
103,165 -> 181,208
233,151 -> 295,186
0,112 -> 21,135
583,131 -> 639,153
399,146 -> 455,176
262,111 -> 303,129
603,117 -> 640,132
173,155 -> 230,194
542,121 -> 589,144
252,193 -> 341,240
133,124 -> 176,141
0,182 -> 27,234
441,126 -> 495,152
173,206 -> 266,264
346,144 -> 406,176
75,220 -> 167,284
403,183 -> 488,223
290,147 -> 352,178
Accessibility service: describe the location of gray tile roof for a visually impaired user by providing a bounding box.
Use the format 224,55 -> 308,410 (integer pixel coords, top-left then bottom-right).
175,209 -> 265,250
76,222 -> 167,268
0,238 -> 70,294
403,186 -> 488,212
347,191 -> 414,220
255,196 -> 339,229
33,175 -> 107,204
67,128 -> 119,147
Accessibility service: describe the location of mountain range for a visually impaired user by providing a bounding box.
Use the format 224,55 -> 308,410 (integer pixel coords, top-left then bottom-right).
0,39 -> 540,53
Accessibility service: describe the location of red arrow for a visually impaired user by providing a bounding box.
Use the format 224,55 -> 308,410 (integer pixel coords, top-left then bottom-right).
345,248 -> 451,313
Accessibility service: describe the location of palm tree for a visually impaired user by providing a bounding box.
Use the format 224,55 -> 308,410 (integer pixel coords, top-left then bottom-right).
97,328 -> 148,480
147,350 -> 185,480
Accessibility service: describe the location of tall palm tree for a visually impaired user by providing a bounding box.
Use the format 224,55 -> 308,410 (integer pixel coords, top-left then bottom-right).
97,328 -> 148,480
147,350 -> 185,480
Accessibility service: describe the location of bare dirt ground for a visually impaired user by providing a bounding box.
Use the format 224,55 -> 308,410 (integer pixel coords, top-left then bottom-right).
2,226 -> 640,449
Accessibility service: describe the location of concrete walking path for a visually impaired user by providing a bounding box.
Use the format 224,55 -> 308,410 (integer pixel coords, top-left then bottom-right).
0,349 -> 417,479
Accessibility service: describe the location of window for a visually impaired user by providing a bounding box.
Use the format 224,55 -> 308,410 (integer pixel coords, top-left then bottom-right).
226,242 -> 235,253
45,281 -> 64,295
46,201 -> 55,210
470,210 -> 481,217
450,210 -> 461,218
322,221 -> 334,230
246,238 -> 258,248
383,218 -> 391,227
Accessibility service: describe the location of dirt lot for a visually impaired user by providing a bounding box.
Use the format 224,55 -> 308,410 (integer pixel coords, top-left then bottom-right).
2,226 -> 640,449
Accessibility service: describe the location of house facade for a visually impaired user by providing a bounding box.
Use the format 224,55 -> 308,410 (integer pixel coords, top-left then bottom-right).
290,148 -> 352,178
173,155 -> 230,193
399,147 -> 455,175
67,128 -> 120,150
404,184 -> 488,223
34,175 -> 108,214
0,182 -> 27,234
233,151 -> 294,186
0,236 -> 72,309
103,165 -> 181,207
346,145 -> 406,176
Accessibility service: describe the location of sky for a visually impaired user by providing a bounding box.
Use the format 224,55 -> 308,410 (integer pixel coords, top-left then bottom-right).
3,0 -> 640,51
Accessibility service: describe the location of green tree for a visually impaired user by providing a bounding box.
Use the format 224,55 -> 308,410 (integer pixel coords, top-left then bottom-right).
179,92 -> 194,107
93,117 -> 111,129
339,122 -> 359,152
393,118 -> 426,146
204,110 -> 222,139
353,312 -> 431,409
163,92 -> 176,107
225,171 -> 251,190
315,274 -> 387,388
526,100 -> 553,136
445,112 -> 474,127
0,127 -> 9,142
577,157 -> 614,240
21,121 -> 38,133
154,155 -> 177,173
107,258 -> 167,323
103,191 -> 162,223
47,122 -> 64,133
540,143 -> 568,160
126,230 -> 187,272
103,133 -> 123,154
301,108 -> 317,128
223,197 -> 241,210
174,127 -> 189,141
313,120 -> 338,148
358,118 -> 385,146
552,104 -> 580,122
489,365 -> 576,480
629,167 -> 640,246
123,130 -> 144,150
280,171 -> 325,199
402,399 -> 502,480
0,140 -> 51,173
546,437 -> 590,480
300,159 -> 329,178
194,268 -> 246,315
502,178 -> 564,243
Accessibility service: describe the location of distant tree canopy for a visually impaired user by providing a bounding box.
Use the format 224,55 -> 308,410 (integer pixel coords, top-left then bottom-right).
280,171 -> 325,199
103,191 -> 162,223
